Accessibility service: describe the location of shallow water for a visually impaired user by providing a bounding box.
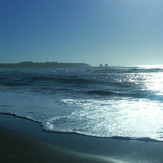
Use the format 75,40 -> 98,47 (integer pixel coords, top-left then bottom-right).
0,65 -> 163,141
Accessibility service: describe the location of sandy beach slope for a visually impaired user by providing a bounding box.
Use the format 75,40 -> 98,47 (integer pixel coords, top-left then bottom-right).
0,127 -> 114,163
0,114 -> 163,163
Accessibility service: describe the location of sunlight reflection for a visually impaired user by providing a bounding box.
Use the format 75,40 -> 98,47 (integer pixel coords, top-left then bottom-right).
143,72 -> 163,95
137,65 -> 163,69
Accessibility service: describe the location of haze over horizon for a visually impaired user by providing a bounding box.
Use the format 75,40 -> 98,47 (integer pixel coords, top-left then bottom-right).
1,0 -> 163,66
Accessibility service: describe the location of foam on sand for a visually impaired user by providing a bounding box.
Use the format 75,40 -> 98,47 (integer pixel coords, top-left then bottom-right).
0,114 -> 163,163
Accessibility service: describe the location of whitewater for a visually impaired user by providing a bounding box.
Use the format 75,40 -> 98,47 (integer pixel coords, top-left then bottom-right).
0,65 -> 163,141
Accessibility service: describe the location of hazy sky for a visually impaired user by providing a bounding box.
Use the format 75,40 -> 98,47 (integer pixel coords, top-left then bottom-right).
0,0 -> 163,66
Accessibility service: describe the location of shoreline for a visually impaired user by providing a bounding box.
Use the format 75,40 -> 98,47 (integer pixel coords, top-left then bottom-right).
1,112 -> 162,143
0,113 -> 163,162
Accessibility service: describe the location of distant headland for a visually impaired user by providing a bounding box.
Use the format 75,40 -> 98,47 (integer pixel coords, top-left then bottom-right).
0,61 -> 90,68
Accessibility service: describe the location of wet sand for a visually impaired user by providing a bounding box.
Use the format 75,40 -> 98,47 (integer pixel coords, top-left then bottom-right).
0,114 -> 163,163
0,128 -> 113,163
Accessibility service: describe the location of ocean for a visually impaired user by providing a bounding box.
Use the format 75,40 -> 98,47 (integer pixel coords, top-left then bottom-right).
0,65 -> 163,141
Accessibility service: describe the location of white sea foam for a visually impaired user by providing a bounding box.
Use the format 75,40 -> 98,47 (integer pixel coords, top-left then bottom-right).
43,98 -> 163,140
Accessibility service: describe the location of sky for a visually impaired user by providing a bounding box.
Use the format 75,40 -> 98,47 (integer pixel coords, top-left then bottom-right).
0,0 -> 163,66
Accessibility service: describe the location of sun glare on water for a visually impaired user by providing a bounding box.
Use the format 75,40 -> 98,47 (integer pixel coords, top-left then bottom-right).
141,66 -> 163,96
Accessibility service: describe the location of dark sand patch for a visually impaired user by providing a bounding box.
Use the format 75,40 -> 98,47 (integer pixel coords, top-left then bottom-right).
0,128 -> 114,163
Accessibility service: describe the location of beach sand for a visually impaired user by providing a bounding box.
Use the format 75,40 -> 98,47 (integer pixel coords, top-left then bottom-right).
0,114 -> 163,163
0,128 -> 112,163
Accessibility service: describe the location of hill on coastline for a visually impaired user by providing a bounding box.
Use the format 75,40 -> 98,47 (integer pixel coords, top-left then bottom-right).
0,61 -> 90,69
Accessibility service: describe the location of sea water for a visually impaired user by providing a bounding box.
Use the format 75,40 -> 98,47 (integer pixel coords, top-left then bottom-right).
0,65 -> 163,141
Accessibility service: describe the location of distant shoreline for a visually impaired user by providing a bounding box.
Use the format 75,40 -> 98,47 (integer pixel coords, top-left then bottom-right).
0,61 -> 90,68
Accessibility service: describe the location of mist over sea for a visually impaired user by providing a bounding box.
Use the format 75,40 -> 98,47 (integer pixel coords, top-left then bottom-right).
0,65 -> 163,141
